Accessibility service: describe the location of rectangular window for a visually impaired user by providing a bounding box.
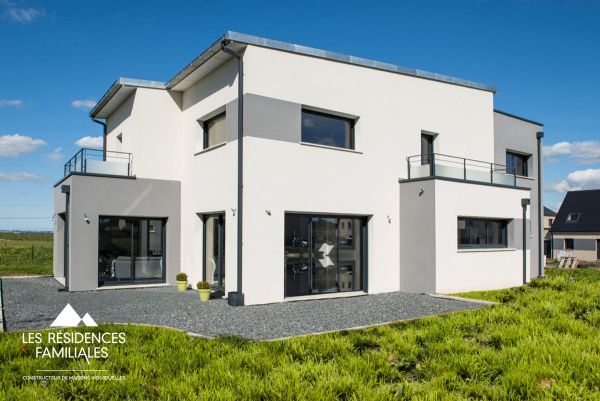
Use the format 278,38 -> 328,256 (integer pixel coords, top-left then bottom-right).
565,238 -> 574,250
203,112 -> 226,149
98,217 -> 166,286
506,151 -> 529,176
457,217 -> 508,249
301,109 -> 355,149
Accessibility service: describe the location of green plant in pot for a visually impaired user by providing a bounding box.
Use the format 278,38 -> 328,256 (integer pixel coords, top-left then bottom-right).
197,280 -> 211,302
176,272 -> 188,292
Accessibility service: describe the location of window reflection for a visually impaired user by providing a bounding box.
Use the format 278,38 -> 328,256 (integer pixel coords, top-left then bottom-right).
284,214 -> 365,297
98,217 -> 165,286
301,110 -> 355,149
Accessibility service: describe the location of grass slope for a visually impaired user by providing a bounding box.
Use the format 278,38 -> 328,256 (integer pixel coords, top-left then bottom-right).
1,269 -> 599,400
0,232 -> 53,276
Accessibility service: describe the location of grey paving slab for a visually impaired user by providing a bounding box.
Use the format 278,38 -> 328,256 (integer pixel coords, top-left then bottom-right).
1,277 -> 485,340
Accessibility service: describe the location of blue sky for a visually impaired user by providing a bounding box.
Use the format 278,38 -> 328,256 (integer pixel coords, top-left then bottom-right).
0,0 -> 599,230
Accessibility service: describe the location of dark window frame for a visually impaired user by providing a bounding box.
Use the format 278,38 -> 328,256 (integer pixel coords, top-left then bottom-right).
564,238 -> 574,250
284,213 -> 368,297
202,111 -> 226,150
301,109 -> 356,150
97,215 -> 167,287
506,151 -> 529,177
457,217 -> 509,249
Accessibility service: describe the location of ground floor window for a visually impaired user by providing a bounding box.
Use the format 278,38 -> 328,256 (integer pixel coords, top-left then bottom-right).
98,216 -> 166,286
284,214 -> 367,297
564,238 -> 574,250
458,217 -> 508,249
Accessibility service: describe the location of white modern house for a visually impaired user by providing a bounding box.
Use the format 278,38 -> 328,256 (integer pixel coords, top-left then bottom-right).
53,32 -> 544,306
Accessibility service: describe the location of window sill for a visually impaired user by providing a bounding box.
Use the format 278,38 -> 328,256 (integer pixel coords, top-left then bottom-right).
457,248 -> 516,253
514,175 -> 535,181
194,142 -> 226,156
299,142 -> 362,154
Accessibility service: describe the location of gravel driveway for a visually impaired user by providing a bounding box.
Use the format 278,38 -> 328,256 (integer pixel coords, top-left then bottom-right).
1,277 -> 485,340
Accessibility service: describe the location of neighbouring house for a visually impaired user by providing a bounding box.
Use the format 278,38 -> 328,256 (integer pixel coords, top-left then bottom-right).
53,32 -> 545,305
549,189 -> 600,262
543,206 -> 557,258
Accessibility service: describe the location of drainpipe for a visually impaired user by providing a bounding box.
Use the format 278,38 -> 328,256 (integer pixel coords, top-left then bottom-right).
522,198 -> 531,284
536,131 -> 544,278
61,185 -> 71,292
221,40 -> 245,306
91,117 -> 107,161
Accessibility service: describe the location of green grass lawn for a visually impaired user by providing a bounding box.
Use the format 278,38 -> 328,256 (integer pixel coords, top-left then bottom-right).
1,269 -> 599,400
0,232 -> 53,276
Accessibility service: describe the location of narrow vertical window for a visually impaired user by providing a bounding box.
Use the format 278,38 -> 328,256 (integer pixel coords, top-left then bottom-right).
203,112 -> 226,149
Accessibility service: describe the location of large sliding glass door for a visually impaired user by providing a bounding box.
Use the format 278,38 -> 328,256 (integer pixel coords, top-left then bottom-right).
98,217 -> 166,286
285,214 -> 367,297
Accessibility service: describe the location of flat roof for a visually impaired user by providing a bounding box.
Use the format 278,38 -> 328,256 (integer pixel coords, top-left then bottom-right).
494,109 -> 544,127
168,31 -> 496,93
91,31 -> 497,118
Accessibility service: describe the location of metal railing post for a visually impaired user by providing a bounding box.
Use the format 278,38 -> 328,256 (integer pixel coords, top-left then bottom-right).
430,153 -> 436,177
407,158 -> 411,179
463,158 -> 467,180
490,163 -> 494,184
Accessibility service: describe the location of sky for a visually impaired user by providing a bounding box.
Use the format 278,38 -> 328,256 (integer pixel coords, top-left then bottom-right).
0,0 -> 599,231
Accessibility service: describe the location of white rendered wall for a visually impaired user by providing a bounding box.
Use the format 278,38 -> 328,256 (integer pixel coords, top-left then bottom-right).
178,59 -> 239,290
241,45 -> 495,304
106,88 -> 183,181
434,180 -> 530,293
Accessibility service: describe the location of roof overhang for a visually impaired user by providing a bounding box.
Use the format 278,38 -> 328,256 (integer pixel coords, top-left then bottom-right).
92,31 -> 498,119
90,78 -> 166,119
166,31 -> 496,93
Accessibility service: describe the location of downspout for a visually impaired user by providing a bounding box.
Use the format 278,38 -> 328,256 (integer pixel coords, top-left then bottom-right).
521,198 -> 531,284
61,185 -> 71,292
221,40 -> 245,306
536,131 -> 544,277
91,117 -> 107,161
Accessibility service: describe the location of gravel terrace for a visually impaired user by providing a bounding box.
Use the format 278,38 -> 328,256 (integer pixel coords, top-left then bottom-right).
1,277 -> 485,340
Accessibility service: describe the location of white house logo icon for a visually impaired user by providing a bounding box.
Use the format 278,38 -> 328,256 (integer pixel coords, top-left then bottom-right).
50,303 -> 98,327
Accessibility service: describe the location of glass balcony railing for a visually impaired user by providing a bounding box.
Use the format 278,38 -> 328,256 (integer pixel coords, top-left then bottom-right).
406,153 -> 518,186
64,148 -> 132,177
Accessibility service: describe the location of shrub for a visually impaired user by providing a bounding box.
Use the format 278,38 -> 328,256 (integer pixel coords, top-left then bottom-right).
176,272 -> 188,282
197,280 -> 211,290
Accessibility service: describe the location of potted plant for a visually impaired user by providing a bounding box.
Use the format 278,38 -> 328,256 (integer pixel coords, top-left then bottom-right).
176,272 -> 188,292
197,281 -> 211,302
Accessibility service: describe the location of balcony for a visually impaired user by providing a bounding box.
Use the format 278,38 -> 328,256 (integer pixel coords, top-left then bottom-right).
406,153 -> 518,187
64,148 -> 133,177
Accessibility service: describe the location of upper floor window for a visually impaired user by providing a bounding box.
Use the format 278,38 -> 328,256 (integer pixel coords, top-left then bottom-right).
301,109 -> 355,150
506,151 -> 529,177
566,213 -> 580,223
203,112 -> 226,149
458,217 -> 508,249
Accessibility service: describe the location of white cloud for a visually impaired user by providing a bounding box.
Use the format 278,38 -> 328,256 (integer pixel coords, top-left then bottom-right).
545,168 -> 600,193
0,99 -> 23,107
544,140 -> 600,165
4,7 -> 42,23
70,99 -> 97,110
45,147 -> 63,162
0,134 -> 46,157
75,136 -> 102,149
0,172 -> 43,182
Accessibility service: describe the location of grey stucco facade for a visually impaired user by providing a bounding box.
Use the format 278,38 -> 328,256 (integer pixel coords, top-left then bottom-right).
494,110 -> 543,277
53,174 -> 181,291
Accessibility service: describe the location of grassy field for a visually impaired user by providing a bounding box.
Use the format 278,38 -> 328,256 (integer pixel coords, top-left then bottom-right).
1,269 -> 599,400
0,232 -> 53,276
